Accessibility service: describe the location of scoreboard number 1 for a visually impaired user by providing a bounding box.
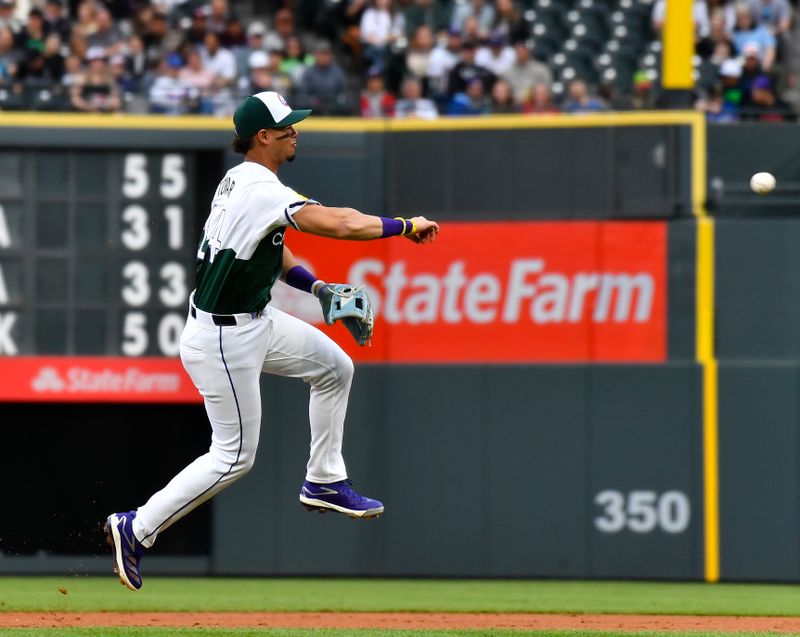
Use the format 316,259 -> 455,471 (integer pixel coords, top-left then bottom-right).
120,153 -> 191,357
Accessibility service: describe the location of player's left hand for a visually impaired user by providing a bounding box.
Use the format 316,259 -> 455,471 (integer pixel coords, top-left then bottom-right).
317,283 -> 374,346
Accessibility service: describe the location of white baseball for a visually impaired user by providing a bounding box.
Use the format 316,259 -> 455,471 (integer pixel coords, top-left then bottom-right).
750,172 -> 776,194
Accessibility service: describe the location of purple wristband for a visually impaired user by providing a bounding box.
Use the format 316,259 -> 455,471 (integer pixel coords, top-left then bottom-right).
286,265 -> 319,294
380,216 -> 405,238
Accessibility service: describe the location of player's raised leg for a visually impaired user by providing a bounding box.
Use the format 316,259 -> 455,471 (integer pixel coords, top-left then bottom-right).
106,314 -> 270,589
261,306 -> 384,518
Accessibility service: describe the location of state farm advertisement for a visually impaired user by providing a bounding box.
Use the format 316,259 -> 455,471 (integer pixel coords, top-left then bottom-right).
272,220 -> 667,363
0,357 -> 201,403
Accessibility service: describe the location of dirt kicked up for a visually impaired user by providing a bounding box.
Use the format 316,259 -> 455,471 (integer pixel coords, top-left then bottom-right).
3,612 -> 800,632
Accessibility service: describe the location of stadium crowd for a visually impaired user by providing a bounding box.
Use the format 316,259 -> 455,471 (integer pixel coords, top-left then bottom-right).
0,0 -> 795,121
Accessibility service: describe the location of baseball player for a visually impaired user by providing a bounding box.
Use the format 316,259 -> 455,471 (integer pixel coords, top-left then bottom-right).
104,91 -> 439,591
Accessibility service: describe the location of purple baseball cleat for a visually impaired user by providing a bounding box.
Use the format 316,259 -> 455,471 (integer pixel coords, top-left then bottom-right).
299,479 -> 384,518
104,510 -> 144,591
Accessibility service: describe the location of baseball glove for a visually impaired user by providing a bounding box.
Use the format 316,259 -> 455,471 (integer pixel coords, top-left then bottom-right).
318,284 -> 374,346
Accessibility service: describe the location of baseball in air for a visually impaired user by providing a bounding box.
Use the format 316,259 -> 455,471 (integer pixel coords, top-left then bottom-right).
750,172 -> 776,194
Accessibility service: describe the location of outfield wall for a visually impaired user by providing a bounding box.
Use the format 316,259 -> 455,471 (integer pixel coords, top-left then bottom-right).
1,115 -> 800,581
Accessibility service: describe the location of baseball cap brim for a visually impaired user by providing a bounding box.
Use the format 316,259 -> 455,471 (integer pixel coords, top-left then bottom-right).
274,109 -> 311,128
234,92 -> 313,138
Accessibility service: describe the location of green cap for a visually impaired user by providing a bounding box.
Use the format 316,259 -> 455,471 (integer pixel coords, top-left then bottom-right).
233,91 -> 311,138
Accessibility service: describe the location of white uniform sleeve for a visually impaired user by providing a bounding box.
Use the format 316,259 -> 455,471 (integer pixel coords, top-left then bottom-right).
251,182 -> 319,236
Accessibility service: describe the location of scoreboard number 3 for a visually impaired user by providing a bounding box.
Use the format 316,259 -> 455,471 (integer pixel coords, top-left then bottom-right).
593,489 -> 690,534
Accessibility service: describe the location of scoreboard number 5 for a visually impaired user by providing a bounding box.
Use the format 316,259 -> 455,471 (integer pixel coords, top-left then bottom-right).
593,489 -> 690,534
123,153 -> 186,200
122,311 -> 184,357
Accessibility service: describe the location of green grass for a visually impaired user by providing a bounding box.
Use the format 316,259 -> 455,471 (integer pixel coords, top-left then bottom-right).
1,577 -> 800,615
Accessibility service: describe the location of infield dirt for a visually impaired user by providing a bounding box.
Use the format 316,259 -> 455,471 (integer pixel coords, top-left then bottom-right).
3,612 -> 800,632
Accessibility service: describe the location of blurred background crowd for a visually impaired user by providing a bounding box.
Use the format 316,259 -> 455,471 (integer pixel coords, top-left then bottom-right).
0,0 -> 796,121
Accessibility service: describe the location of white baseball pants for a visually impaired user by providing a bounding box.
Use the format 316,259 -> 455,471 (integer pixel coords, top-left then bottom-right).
132,301 -> 353,548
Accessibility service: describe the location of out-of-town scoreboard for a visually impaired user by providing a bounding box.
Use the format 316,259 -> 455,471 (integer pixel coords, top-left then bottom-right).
0,118 -> 230,401
0,151 -> 196,356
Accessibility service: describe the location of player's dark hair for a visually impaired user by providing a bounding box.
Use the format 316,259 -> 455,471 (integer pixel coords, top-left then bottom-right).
231,135 -> 255,155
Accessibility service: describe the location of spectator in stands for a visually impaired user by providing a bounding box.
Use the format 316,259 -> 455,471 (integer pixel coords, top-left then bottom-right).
222,16 -> 246,49
296,40 -> 351,114
652,0 -> 710,39
698,83 -> 739,121
43,0 -> 70,43
206,0 -> 229,36
561,78 -> 608,113
450,0 -> 494,40
264,8 -> 295,54
42,32 -> 64,81
140,9 -> 171,72
70,45 -> 121,112
148,51 -> 187,114
360,0 -> 405,73
492,0 -> 527,42
697,9 -> 735,60
88,7 -> 122,54
395,75 -> 438,118
732,2 -> 775,70
123,34 -> 149,91
447,39 -> 495,97
741,73 -> 795,120
266,48 -> 292,94
69,30 -> 88,62
522,82 -> 559,114
738,41 -> 768,100
336,0 -> 368,62
17,8 -> 45,54
624,69 -> 659,110
503,41 -> 551,104
405,24 -> 434,83
61,52 -> 80,87
184,8 -> 208,46
403,0 -> 450,39
179,47 -> 214,110
447,76 -> 491,114
201,30 -> 236,90
707,0 -> 737,33
238,49 -> 281,97
280,34 -> 313,84
0,1 -> 22,36
0,26 -> 19,81
460,14 -> 484,43
749,0 -> 791,64
72,1 -> 98,41
713,57 -> 744,118
489,77 -> 519,113
14,48 -> 47,85
110,52 -> 135,95
476,33 -> 515,76
234,21 -> 266,77
360,66 -> 395,116
427,27 -> 461,98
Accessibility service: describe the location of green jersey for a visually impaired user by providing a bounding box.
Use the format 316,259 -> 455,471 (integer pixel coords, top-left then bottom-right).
194,161 -> 316,314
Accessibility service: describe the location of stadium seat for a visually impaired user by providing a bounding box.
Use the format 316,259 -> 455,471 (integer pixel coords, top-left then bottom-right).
0,86 -> 24,111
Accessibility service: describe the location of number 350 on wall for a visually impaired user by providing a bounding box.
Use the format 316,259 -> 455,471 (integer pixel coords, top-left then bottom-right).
594,489 -> 691,534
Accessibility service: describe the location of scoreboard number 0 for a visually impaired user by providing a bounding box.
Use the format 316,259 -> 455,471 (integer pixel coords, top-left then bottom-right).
122,311 -> 184,357
594,489 -> 690,534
